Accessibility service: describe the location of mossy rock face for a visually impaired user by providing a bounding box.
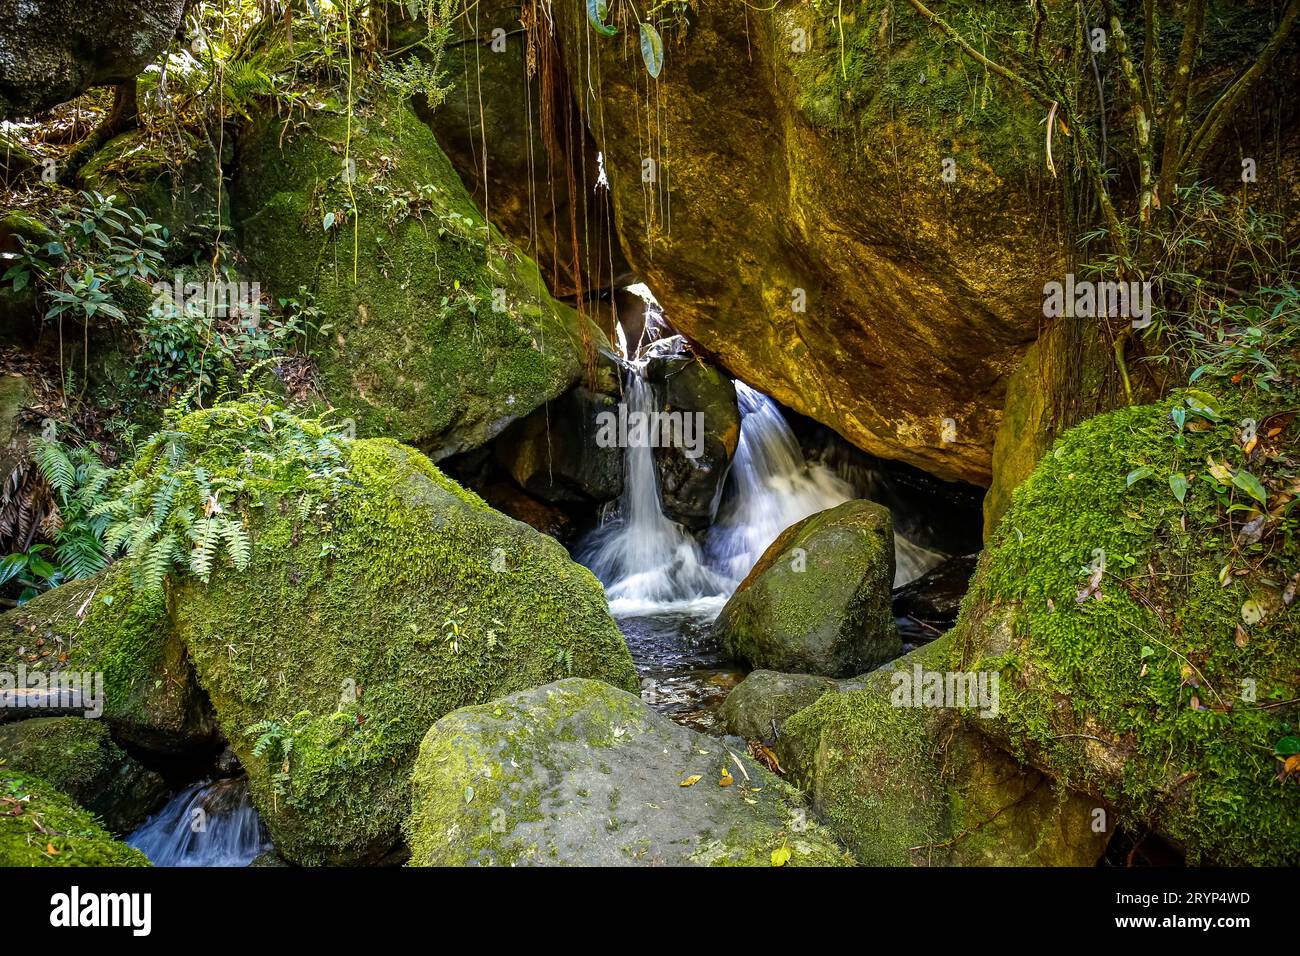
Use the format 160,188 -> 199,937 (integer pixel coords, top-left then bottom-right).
644,354 -> 741,530
80,130 -> 227,260
0,717 -> 167,834
779,636 -> 1108,866
234,97 -> 601,460
0,770 -> 150,866
0,561 -> 218,755
718,670 -> 837,742
954,398 -> 1300,865
155,406 -> 637,865
715,500 -> 901,677
550,1 -> 1067,486
405,678 -> 852,867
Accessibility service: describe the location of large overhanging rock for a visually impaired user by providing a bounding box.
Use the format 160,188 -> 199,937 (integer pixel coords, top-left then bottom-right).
0,0 -> 187,119
551,1 -> 1064,485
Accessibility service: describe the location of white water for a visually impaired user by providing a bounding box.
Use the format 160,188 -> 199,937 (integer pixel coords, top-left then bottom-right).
579,368 -> 938,619
128,779 -> 270,867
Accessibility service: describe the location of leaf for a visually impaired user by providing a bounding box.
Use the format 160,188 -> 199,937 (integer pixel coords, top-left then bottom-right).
1205,456 -> 1233,486
678,774 -> 702,788
1125,466 -> 1153,487
1171,406 -> 1186,431
1169,472 -> 1189,503
1275,737 -> 1300,757
1240,599 -> 1265,626
719,767 -> 734,787
1231,469 -> 1267,506
771,845 -> 791,867
322,211 -> 336,231
639,21 -> 664,78
586,0 -> 617,36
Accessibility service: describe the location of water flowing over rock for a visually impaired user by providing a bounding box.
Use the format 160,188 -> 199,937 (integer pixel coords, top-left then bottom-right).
405,678 -> 851,866
0,0 -> 187,119
129,779 -> 270,867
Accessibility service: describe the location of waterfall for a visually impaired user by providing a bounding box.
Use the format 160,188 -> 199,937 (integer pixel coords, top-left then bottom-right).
577,371 -> 731,617
705,382 -> 856,585
128,778 -> 270,867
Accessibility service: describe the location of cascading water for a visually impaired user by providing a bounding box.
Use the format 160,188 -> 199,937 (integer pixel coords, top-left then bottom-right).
128,778 -> 270,867
577,357 -> 731,618
705,382 -> 857,587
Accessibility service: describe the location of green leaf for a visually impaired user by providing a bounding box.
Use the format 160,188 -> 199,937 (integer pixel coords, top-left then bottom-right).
322,211 -> 336,231
1276,737 -> 1300,756
1125,466 -> 1153,487
1169,472 -> 1189,503
586,0 -> 617,36
639,21 -> 664,77
1171,406 -> 1186,431
1231,469 -> 1267,506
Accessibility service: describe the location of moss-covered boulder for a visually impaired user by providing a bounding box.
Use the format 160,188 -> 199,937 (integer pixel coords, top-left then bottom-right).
120,402 -> 638,864
954,396 -> 1300,864
718,670 -> 837,742
0,561 -> 218,754
644,353 -> 741,530
234,97 -> 602,460
80,130 -> 227,260
405,678 -> 852,866
715,500 -> 901,676
779,636 -> 1108,866
0,717 -> 167,833
0,770 -> 150,866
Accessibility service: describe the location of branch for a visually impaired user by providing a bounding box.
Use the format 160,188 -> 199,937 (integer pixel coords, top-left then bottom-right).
1182,0 -> 1300,174
1157,0 -> 1206,206
904,0 -> 1055,108
1100,0 -> 1155,222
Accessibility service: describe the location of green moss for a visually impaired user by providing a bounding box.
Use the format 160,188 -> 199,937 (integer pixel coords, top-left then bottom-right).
234,96 -> 602,458
144,406 -> 635,864
0,771 -> 150,867
0,561 -> 213,753
955,394 -> 1300,864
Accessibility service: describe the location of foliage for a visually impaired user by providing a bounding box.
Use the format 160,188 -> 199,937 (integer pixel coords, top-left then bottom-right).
2,191 -> 166,328
92,398 -> 353,592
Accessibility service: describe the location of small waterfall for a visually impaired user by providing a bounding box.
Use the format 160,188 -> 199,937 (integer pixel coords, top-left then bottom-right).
128,778 -> 270,867
577,371 -> 731,617
705,383 -> 856,585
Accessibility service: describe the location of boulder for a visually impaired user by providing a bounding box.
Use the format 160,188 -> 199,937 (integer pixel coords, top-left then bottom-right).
778,636 -> 1109,866
0,561 -> 219,755
644,354 -> 741,529
718,670 -> 836,742
0,0 -> 186,119
0,716 -> 167,833
954,398 -> 1300,864
143,402 -> 638,865
550,2 -> 1067,486
715,500 -> 900,676
234,97 -> 605,460
494,351 -> 624,505
405,678 -> 852,866
0,769 -> 150,866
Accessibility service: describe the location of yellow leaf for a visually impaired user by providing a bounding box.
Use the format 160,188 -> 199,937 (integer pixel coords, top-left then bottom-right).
719,767 -> 734,787
45,843 -> 58,855
679,774 -> 702,788
771,845 -> 791,867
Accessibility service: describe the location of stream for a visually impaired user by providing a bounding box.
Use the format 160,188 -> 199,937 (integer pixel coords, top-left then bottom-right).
575,349 -> 945,732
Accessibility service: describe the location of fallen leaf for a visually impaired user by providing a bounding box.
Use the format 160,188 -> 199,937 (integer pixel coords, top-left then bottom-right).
771,845 -> 791,867
679,774 -> 702,788
1234,624 -> 1249,648
719,767 -> 734,787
